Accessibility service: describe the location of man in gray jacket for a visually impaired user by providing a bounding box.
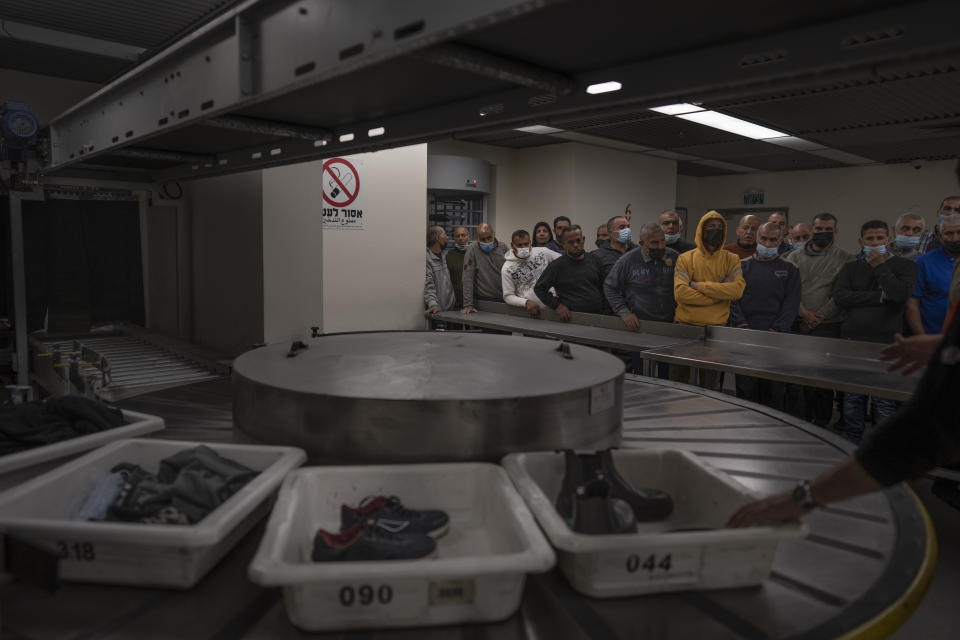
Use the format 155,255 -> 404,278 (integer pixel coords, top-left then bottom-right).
424,226 -> 456,319
784,213 -> 853,426
461,223 -> 509,313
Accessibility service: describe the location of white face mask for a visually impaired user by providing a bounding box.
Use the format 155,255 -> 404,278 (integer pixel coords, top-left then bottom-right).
515,247 -> 531,259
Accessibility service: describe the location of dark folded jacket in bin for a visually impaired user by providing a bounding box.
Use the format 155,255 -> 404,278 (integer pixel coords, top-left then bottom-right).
0,396 -> 125,456
107,445 -> 259,524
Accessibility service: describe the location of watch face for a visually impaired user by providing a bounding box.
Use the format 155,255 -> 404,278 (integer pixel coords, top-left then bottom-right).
792,483 -> 807,503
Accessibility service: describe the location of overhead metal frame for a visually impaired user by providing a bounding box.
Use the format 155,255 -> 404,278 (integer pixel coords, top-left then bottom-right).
42,0 -> 960,183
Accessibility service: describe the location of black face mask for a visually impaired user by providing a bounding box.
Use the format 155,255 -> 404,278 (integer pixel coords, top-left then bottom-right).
703,228 -> 724,247
647,248 -> 666,260
812,231 -> 834,248
944,239 -> 960,254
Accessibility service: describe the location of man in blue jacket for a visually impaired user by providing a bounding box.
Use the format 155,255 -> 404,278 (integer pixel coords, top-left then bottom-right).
730,222 -> 802,412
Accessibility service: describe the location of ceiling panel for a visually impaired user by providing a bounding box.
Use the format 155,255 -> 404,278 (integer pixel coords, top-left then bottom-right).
580,117 -> 744,149
0,38 -> 128,83
840,135 -> 960,162
0,0 -> 240,48
138,127 -> 286,156
457,131 -> 567,148
714,71 -> 960,134
676,162 -> 743,177
460,0 -> 909,74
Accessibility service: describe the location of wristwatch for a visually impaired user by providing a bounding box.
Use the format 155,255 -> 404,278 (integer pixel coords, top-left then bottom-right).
791,480 -> 818,510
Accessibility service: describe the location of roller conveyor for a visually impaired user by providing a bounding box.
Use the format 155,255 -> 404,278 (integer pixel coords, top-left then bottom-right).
0,373 -> 934,639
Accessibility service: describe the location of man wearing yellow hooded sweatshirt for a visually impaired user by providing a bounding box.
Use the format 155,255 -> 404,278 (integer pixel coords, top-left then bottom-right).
670,211 -> 746,389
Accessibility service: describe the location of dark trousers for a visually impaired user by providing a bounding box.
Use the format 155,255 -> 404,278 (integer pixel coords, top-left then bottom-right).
736,376 -> 804,416
802,322 -> 842,426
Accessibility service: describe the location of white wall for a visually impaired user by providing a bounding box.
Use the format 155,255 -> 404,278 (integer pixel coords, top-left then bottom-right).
571,144 -> 677,241
261,144 -> 427,341
262,162 -> 325,343
680,159 -> 959,253
427,139 -> 677,246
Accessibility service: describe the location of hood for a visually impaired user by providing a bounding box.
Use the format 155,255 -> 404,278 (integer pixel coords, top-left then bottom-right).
694,210 -> 728,252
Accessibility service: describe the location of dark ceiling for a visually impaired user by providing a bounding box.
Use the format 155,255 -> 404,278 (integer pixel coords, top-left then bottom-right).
6,0 -> 960,180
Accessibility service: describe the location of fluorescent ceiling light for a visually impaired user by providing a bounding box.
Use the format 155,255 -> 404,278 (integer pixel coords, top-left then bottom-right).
367,127 -> 385,137
338,133 -> 355,142
586,81 -> 622,95
514,125 -> 564,134
649,103 -> 704,115
677,110 -> 789,140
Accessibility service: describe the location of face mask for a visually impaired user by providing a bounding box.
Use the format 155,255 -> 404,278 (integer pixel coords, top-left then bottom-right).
811,231 -> 834,248
793,242 -> 805,250
756,245 -> 779,259
944,240 -> 960,254
862,245 -> 887,256
617,227 -> 632,244
647,248 -> 666,261
895,234 -> 920,249
664,232 -> 681,244
479,241 -> 495,253
703,228 -> 724,246
515,247 -> 531,259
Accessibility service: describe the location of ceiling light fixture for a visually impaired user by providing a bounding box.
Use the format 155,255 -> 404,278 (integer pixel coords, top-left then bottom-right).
586,81 -> 622,95
649,103 -> 704,115
677,110 -> 789,140
514,125 -> 564,134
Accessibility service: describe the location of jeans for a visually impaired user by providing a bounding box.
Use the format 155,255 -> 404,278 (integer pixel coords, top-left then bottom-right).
841,393 -> 898,443
735,376 -> 803,416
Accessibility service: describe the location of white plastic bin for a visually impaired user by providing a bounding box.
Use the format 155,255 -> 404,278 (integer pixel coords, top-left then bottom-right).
248,463 -> 556,631
0,438 -> 306,588
0,409 -> 165,491
502,449 -> 805,598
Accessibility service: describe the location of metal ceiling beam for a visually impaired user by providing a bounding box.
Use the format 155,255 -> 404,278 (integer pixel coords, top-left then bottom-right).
110,148 -> 215,164
412,42 -> 576,95
0,19 -> 146,60
44,0 -> 556,171
200,115 -> 330,140
149,0 -> 960,182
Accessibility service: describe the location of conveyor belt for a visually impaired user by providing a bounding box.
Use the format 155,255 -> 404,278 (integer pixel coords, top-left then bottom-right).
39,334 -> 224,401
435,305 -> 922,401
1,375 -> 933,639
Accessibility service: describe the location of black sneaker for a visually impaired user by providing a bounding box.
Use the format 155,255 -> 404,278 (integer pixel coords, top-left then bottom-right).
312,519 -> 436,562
341,496 -> 450,538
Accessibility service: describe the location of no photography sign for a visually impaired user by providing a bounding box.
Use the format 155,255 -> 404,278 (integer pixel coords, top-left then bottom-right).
322,157 -> 364,229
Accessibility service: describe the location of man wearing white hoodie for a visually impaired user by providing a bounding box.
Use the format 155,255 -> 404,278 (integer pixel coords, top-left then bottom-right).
501,229 -> 560,317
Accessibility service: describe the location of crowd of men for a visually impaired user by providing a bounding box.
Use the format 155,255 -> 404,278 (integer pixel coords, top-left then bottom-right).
425,196 -> 960,444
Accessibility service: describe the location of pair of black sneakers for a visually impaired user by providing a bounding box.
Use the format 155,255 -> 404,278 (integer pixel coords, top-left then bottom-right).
555,450 -> 674,534
312,496 -> 450,562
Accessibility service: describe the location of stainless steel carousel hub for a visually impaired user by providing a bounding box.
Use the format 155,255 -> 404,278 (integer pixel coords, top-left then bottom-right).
232,332 -> 625,463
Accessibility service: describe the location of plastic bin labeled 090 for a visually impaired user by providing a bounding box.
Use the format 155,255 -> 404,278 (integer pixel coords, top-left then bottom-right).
502,449 -> 805,597
248,463 -> 556,631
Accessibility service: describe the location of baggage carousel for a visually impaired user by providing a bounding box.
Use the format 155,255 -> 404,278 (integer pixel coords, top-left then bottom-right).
1,367 -> 933,639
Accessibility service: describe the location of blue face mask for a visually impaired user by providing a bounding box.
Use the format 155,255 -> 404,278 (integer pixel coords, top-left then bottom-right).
479,241 -> 495,253
862,244 -> 887,256
664,232 -> 681,244
793,242 -> 805,250
756,245 -> 779,259
617,227 -> 632,244
895,235 -> 920,249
